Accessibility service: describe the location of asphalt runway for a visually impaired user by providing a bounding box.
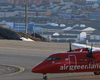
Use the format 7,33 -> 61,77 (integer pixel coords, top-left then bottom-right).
0,47 -> 100,80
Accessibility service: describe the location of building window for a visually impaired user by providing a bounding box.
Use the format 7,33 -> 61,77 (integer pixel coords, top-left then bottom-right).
90,35 -> 94,40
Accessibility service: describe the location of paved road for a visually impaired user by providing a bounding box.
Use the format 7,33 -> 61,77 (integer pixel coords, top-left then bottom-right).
0,47 -> 100,80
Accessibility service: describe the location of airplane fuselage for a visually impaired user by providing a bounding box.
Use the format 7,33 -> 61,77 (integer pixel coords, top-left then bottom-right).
31,50 -> 100,74
31,43 -> 100,80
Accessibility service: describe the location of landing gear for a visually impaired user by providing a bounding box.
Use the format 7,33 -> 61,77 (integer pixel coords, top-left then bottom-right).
43,74 -> 48,80
94,72 -> 100,75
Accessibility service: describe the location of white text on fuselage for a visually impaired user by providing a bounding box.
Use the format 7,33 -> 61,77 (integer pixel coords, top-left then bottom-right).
60,63 -> 100,70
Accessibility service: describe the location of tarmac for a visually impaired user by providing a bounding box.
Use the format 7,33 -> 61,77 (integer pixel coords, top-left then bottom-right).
0,64 -> 21,76
0,40 -> 75,51
0,40 -> 100,80
0,40 -> 73,77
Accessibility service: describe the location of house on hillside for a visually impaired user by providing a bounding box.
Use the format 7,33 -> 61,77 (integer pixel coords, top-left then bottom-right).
89,12 -> 100,20
62,27 -> 73,31
39,25 -> 65,32
13,22 -> 35,33
82,27 -> 96,35
40,32 -> 54,41
22,10 -> 49,17
84,23 -> 100,30
77,10 -> 92,16
0,10 -> 16,17
86,30 -> 100,45
72,25 -> 86,31
62,30 -> 81,42
71,24 -> 96,35
51,35 -> 77,43
2,9 -> 51,17
51,30 -> 87,43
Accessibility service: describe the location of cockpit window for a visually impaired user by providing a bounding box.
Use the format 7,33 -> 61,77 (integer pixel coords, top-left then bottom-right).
46,57 -> 61,61
53,57 -> 61,61
46,57 -> 53,61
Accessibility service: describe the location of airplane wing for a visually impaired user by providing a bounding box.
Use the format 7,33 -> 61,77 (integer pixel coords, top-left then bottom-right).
72,43 -> 100,51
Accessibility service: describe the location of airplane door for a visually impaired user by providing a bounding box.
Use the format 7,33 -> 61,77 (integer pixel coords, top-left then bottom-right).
68,55 -> 77,66
68,55 -> 77,70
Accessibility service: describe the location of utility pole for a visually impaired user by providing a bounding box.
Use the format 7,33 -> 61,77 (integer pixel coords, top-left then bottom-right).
34,29 -> 35,38
25,3 -> 27,34
42,31 -> 43,40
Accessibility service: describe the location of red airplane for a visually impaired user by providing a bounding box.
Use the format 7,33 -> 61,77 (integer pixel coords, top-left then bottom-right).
31,43 -> 100,80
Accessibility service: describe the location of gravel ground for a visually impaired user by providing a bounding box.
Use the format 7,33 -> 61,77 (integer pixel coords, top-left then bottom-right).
0,40 -> 100,51
0,40 -> 76,51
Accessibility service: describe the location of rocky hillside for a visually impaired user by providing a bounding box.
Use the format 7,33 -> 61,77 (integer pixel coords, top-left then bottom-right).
31,33 -> 50,42
0,26 -> 45,42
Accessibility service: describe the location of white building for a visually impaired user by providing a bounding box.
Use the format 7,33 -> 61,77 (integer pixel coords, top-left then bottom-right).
86,30 -> 100,45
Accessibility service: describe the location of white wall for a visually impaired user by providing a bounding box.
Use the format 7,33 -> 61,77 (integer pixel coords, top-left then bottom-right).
80,32 -> 86,41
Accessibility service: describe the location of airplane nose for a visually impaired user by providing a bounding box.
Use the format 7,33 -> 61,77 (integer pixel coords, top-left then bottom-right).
31,62 -> 45,73
31,67 -> 39,73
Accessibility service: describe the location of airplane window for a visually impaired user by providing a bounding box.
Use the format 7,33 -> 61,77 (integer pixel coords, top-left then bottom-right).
46,57 -> 53,61
84,59 -> 87,62
46,57 -> 61,61
53,57 -> 61,61
80,59 -> 83,62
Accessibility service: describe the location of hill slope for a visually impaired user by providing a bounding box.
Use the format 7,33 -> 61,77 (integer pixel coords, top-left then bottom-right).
0,26 -> 44,42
